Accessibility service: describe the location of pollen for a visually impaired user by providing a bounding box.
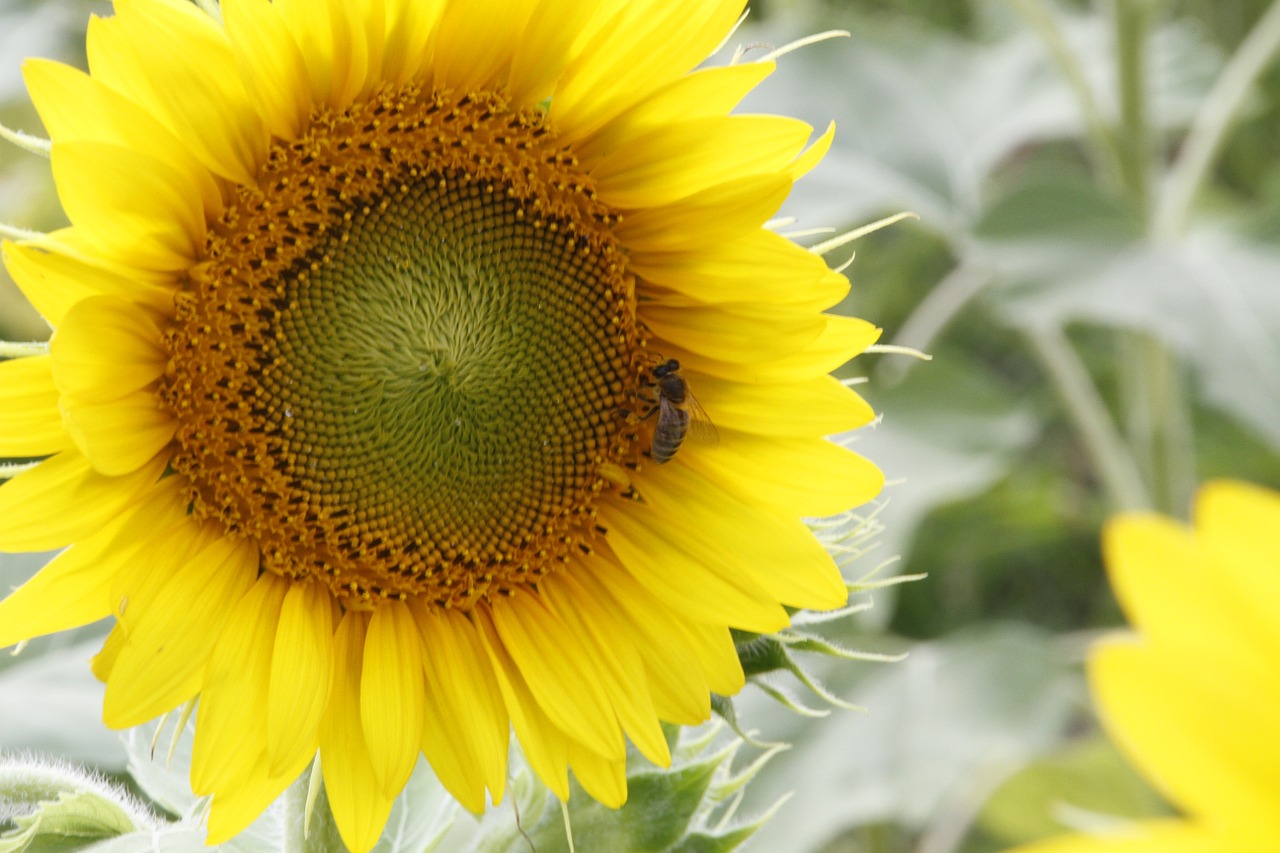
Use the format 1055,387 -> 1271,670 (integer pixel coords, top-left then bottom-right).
161,86 -> 649,609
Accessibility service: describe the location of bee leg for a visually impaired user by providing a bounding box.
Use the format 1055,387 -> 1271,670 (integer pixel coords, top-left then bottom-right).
616,404 -> 660,423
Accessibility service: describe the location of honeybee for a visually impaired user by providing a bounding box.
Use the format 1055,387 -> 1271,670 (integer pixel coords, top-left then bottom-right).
649,358 -> 716,464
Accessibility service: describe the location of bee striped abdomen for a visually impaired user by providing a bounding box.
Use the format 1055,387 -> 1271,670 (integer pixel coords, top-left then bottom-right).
651,402 -> 690,464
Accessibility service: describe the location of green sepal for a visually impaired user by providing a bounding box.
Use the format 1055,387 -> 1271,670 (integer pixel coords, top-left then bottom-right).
709,695 -> 784,749
730,631 -> 790,680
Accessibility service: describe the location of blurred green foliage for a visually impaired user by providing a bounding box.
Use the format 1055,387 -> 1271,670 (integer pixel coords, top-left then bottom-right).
2,0 -> 1279,851
734,0 -> 1280,851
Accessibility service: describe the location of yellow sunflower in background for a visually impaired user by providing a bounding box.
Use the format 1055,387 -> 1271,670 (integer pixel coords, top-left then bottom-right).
0,0 -> 882,850
1009,481 -> 1280,853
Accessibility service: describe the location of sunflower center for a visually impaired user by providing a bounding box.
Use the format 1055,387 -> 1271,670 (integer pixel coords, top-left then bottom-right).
163,87 -> 646,609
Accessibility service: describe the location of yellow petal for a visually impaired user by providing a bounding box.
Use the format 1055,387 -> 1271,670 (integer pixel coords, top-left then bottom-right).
473,606 -> 570,800
632,229 -> 847,311
682,618 -> 745,697
616,174 -> 791,254
378,0 -> 443,87
489,593 -> 624,761
205,751 -> 313,846
51,141 -> 204,271
91,623 -> 128,682
640,302 -> 825,364
61,391 -> 175,477
552,0 -> 746,144
100,478 -> 202,610
221,0 -> 313,140
351,0 -> 387,97
1195,480 -> 1280,656
574,61 -> 774,164
568,741 -> 627,809
0,450 -> 166,552
360,600 -> 427,797
504,0 -> 599,108
51,295 -> 167,405
267,581 -> 335,775
567,554 -> 713,725
694,374 -> 874,438
104,510 -> 208,620
321,611 -> 396,853
0,511 -> 139,649
591,115 -> 814,210
1102,514 -> 1261,667
597,500 -> 788,634
429,0 -> 533,94
191,574 -> 287,795
413,606 -> 510,813
634,461 -> 848,611
275,0 -> 373,108
684,433 -> 883,518
700,314 -> 879,382
1,241 -> 175,326
1090,639 -> 1280,833
0,475 -> 192,650
104,533 -> 258,727
643,315 -> 883,390
0,355 -> 73,457
542,572 -> 670,766
89,0 -> 266,184
23,57 -> 224,219
789,121 -> 836,180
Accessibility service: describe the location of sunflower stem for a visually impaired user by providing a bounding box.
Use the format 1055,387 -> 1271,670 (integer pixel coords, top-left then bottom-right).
879,260 -> 992,385
1118,332 -> 1195,516
1153,0 -> 1280,239
1113,0 -> 1160,227
1110,0 -> 1195,517
1023,325 -> 1152,511
1006,0 -> 1125,190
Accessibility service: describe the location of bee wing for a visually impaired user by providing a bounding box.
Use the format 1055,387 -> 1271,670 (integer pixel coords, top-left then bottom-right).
683,390 -> 719,446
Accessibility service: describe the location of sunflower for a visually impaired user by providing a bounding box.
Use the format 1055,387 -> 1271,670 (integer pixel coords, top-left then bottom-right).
1007,481 -> 1280,853
0,0 -> 882,850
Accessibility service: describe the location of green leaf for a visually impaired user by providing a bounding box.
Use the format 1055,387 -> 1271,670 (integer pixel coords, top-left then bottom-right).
991,229 -> 1280,451
978,735 -> 1172,845
0,757 -> 157,845
977,175 -> 1141,242
736,624 -> 1085,853
742,11 -> 1220,233
0,791 -> 139,852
